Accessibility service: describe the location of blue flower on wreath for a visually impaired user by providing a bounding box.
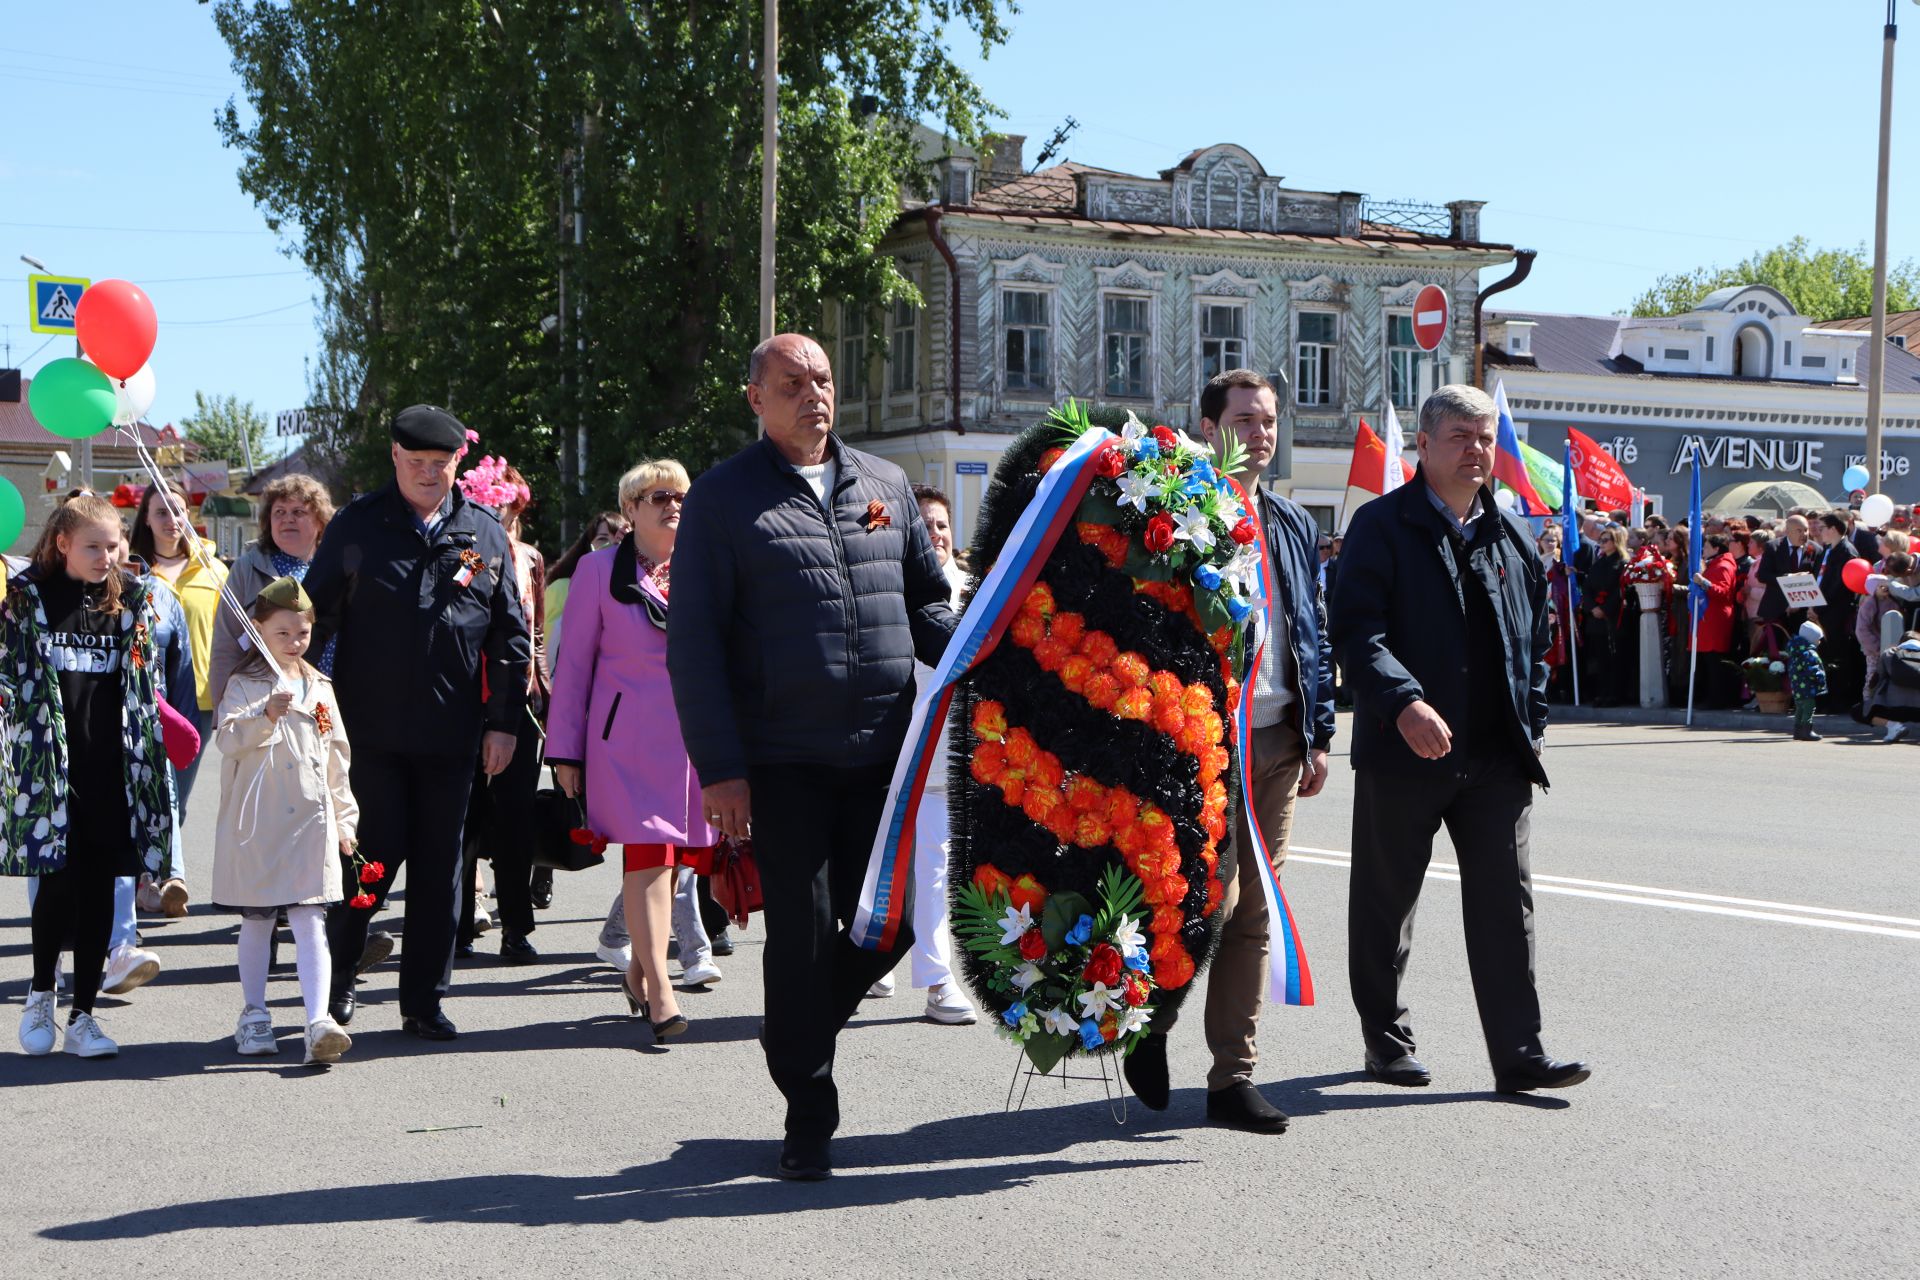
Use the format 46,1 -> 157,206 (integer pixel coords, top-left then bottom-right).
1064,914 -> 1093,946
1192,457 -> 1216,485
1078,1018 -> 1106,1050
1227,596 -> 1251,623
1002,1000 -> 1030,1029
1136,437 -> 1160,461
1193,562 -> 1222,591
1123,948 -> 1150,973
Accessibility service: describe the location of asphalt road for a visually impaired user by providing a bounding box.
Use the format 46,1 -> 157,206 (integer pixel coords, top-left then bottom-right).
3,717 -> 1914,1278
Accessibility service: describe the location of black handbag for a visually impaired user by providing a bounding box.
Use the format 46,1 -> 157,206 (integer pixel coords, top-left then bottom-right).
531,785 -> 606,873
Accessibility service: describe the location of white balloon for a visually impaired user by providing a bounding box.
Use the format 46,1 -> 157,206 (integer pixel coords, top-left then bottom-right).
111,365 -> 157,427
1494,489 -> 1517,511
1860,492 -> 1895,529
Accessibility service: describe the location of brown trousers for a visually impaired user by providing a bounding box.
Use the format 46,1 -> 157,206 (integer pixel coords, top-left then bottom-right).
1162,718 -> 1305,1091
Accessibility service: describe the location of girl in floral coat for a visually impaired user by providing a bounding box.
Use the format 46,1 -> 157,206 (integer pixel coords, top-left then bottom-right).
3,496 -> 174,1059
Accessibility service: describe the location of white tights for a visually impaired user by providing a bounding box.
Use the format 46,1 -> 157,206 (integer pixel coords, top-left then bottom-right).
237,905 -> 331,1025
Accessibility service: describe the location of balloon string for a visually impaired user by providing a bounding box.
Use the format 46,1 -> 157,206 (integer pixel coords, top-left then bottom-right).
115,425 -> 290,696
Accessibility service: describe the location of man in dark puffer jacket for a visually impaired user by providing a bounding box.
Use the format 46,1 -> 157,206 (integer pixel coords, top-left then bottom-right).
669,333 -> 955,1181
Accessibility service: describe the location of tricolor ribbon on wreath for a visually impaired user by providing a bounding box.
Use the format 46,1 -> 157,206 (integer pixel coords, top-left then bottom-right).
849,428 -> 1313,1008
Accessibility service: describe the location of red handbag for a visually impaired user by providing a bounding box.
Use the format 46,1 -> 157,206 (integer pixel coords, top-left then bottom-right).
711,837 -> 764,928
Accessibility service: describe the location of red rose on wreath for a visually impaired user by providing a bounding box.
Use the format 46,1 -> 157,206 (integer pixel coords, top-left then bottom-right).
1083,942 -> 1124,987
1230,519 -> 1257,546
358,861 -> 386,885
1143,513 -> 1176,554
1018,928 -> 1048,961
1093,443 -> 1126,478
1151,425 -> 1179,451
1123,971 -> 1151,1007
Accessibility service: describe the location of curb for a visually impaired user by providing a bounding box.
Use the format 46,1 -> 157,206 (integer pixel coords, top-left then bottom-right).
1548,703 -> 1859,733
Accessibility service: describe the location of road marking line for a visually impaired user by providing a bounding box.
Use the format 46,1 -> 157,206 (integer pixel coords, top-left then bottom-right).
1284,849 -> 1920,941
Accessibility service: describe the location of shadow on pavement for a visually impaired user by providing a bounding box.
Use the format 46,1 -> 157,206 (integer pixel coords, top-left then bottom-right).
41,1103 -> 1194,1236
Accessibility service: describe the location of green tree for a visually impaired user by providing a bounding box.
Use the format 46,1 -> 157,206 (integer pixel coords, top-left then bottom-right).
179,390 -> 270,473
210,0 -> 1012,545
1628,237 -> 1920,320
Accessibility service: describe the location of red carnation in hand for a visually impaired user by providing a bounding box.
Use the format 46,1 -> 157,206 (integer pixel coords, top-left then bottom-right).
347,892 -> 376,910
1230,519 -> 1257,546
358,861 -> 386,885
1082,942 -> 1124,987
1151,425 -> 1178,451
1093,444 -> 1126,478
1018,928 -> 1048,961
1143,513 -> 1176,554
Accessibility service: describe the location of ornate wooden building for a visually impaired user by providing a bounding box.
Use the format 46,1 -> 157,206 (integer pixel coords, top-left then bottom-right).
833,138 -> 1518,537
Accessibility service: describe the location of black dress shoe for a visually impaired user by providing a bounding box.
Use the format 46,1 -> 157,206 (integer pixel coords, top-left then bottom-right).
1122,1031 -> 1171,1111
454,940 -> 476,959
499,932 -> 539,963
401,1011 -> 459,1041
355,931 -> 395,977
776,1138 -> 832,1181
530,869 -> 554,911
1364,1053 -> 1432,1087
710,929 -> 735,957
1206,1080 -> 1290,1133
1494,1056 -> 1591,1094
328,991 -> 355,1026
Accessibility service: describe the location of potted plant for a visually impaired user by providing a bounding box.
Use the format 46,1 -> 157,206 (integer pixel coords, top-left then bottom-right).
1625,550 -> 1672,611
1740,654 -> 1791,714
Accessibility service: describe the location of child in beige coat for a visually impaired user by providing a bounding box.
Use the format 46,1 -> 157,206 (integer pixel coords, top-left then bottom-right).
212,578 -> 359,1065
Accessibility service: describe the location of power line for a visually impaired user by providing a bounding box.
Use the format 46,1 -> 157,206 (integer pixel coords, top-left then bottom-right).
0,270 -> 305,285
1495,208 -> 1775,246
0,218 -> 273,236
4,68 -> 229,102
0,45 -> 233,85
168,300 -> 312,326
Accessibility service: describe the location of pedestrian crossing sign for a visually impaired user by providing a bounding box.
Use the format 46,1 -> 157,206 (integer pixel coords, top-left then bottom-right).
28,275 -> 90,336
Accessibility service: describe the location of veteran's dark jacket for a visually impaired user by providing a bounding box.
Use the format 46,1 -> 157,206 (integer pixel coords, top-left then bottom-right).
667,434 -> 957,786
305,483 -> 531,757
1253,487 -> 1336,752
1328,471 -> 1550,787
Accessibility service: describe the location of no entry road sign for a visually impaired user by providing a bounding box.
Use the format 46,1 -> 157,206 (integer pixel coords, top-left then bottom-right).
1412,284 -> 1449,353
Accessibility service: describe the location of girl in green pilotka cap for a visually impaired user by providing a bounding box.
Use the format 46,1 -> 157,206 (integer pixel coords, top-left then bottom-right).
211,578 -> 360,1067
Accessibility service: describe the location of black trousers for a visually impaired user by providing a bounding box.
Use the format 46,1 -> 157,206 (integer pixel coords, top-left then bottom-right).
327,749 -> 477,1017
751,761 -> 910,1142
1349,752 -> 1545,1072
459,714 -> 541,942
31,863 -> 116,1015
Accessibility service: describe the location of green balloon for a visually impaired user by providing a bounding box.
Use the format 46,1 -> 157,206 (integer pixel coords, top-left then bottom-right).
28,357 -> 116,440
0,477 -> 24,551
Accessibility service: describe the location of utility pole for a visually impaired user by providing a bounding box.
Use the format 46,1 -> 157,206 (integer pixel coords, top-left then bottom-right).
758,0 -> 778,341
1865,1 -> 1900,495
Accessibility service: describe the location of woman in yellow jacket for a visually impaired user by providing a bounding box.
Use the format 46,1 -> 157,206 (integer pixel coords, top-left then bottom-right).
129,479 -> 229,913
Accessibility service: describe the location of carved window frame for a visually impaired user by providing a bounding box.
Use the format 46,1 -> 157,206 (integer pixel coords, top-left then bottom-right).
1095,260 -> 1164,404
1288,275 -> 1349,413
993,253 -> 1066,401
886,262 -> 922,406
1191,269 -> 1259,395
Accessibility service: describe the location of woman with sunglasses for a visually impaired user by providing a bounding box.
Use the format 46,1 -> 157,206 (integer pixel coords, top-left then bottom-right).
543,510 -> 627,663
547,461 -> 720,1041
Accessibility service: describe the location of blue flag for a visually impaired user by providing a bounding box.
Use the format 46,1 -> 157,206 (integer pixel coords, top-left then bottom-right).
1688,442 -> 1704,623
1561,443 -> 1582,607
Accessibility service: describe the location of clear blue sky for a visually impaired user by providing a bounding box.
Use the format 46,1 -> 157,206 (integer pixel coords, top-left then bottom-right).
4,1 -> 1916,437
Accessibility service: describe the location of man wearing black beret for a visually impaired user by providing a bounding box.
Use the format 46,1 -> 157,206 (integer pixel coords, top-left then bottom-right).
305,404 -> 532,1041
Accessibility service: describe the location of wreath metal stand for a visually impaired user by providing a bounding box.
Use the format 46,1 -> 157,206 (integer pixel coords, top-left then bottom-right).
1004,1043 -> 1130,1125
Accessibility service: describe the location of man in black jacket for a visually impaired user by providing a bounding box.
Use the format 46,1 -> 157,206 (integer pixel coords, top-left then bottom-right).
1814,511 -> 1863,710
306,405 -> 531,1042
1329,385 -> 1588,1096
668,333 -> 955,1181
1121,370 -> 1335,1133
1755,513 -> 1814,625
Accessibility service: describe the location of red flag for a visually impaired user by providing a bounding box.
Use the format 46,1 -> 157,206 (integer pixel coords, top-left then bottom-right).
1346,419 -> 1390,496
1567,426 -> 1633,511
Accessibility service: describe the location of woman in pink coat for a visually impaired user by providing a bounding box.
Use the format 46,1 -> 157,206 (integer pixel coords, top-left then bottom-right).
547,459 -> 718,1041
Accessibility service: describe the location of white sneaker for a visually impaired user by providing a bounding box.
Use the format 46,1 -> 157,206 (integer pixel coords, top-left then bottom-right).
595,941 -> 632,972
101,944 -> 161,996
62,1012 -> 118,1058
234,1005 -> 278,1056
18,990 -> 57,1055
866,972 -> 897,999
1884,722 -> 1908,743
681,958 -> 723,987
472,898 -> 494,934
924,982 -> 978,1025
304,1017 -> 352,1065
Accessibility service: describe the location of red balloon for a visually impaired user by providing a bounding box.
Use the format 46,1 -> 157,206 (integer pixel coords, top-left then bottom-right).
1842,556 -> 1873,595
73,279 -> 157,380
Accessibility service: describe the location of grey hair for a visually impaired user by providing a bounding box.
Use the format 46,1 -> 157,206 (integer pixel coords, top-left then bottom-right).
1417,384 -> 1498,435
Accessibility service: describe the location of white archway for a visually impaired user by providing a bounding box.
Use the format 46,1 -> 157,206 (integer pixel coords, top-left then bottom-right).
1733,322 -> 1773,377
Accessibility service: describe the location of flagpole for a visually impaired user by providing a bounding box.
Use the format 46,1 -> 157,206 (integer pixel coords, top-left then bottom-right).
1569,579 -> 1582,707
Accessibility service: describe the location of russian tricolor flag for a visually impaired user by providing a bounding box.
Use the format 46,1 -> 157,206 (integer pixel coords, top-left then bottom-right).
1491,381 -> 1546,514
